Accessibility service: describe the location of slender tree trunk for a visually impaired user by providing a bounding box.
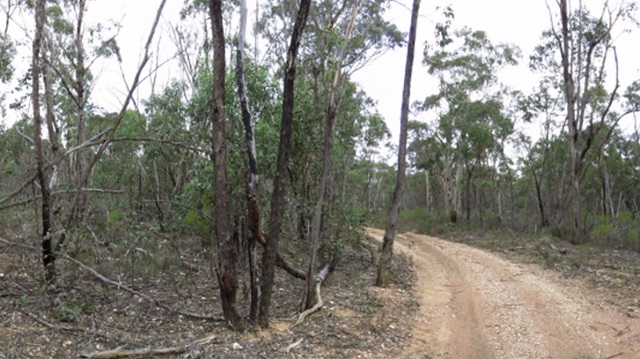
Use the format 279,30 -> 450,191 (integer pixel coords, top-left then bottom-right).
43,38 -> 61,216
235,0 -> 261,323
465,165 -> 473,221
304,0 -> 360,310
72,0 -> 88,222
425,170 -> 431,210
32,0 -> 55,285
531,167 -> 548,227
443,157 -> 457,223
259,0 -> 311,327
209,0 -> 244,330
376,0 -> 420,287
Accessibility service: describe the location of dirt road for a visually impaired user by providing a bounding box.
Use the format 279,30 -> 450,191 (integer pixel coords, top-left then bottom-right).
366,228 -> 640,359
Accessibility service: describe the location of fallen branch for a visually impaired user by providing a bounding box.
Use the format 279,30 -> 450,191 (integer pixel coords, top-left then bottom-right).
58,253 -> 224,322
285,338 -> 304,353
276,253 -> 306,279
0,237 -> 37,251
79,334 -> 220,358
22,310 -> 125,345
292,259 -> 335,327
254,227 -> 306,280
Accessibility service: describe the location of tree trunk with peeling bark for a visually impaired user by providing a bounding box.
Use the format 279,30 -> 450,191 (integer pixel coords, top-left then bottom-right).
376,0 -> 420,287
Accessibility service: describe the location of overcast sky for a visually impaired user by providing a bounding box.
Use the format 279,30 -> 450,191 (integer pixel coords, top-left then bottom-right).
353,0 -> 640,143
3,0 -> 640,145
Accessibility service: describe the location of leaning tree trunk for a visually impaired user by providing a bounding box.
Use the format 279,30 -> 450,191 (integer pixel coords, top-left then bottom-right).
376,0 -> 420,287
209,0 -> 245,330
32,0 -> 56,285
258,0 -> 312,328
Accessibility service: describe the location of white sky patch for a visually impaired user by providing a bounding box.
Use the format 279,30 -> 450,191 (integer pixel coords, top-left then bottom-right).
2,0 -> 639,153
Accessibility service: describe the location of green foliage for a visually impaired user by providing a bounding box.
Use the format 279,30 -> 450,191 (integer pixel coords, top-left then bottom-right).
398,208 -> 442,234
593,212 -> 640,252
593,215 -> 614,241
0,34 -> 16,83
2,160 -> 17,177
434,5 -> 455,48
53,295 -> 94,323
108,208 -> 123,223
182,209 -> 211,237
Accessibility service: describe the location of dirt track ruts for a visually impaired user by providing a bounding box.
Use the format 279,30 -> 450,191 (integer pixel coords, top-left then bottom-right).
367,228 -> 640,359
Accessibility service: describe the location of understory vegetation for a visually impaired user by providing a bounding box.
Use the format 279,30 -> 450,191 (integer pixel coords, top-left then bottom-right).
1,0 -> 640,356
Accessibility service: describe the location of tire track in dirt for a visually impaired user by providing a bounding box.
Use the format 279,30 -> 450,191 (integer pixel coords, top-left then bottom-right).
367,228 -> 640,359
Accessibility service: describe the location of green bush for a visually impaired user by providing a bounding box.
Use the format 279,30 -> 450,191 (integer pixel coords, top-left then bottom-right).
593,215 -> 614,242
592,212 -> 640,252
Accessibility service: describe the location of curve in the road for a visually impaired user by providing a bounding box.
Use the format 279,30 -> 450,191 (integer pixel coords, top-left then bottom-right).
367,228 -> 640,359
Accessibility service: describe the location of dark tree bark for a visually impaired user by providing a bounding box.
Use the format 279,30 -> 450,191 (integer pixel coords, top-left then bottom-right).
209,0 -> 245,331
465,165 -> 474,221
259,0 -> 312,327
531,167 -> 548,227
376,0 -> 420,287
32,0 -> 55,285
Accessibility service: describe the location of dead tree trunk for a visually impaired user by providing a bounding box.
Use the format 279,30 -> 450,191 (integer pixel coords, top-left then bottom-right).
376,0 -> 420,287
32,0 -> 56,285
209,0 -> 245,331
258,0 -> 312,328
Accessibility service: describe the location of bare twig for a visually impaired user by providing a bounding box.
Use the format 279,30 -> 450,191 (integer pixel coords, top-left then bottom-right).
22,310 -> 125,345
0,188 -> 124,211
285,338 -> 304,353
64,0 -> 168,232
78,334 -> 220,358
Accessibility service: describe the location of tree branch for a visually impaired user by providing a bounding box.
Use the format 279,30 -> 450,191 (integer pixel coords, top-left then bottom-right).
79,334 -> 220,359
